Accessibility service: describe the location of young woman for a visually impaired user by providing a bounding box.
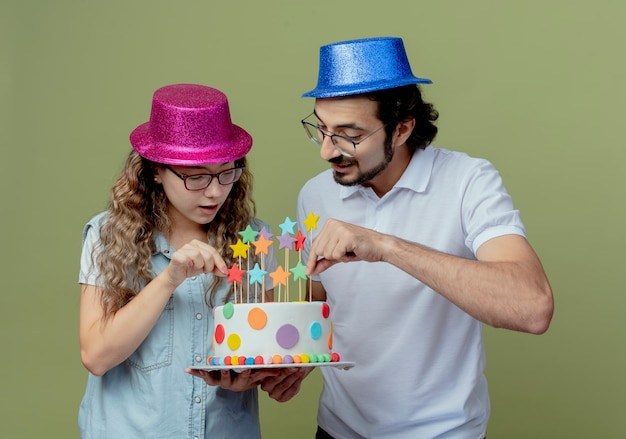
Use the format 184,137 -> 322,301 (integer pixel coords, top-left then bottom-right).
78,84 -> 279,438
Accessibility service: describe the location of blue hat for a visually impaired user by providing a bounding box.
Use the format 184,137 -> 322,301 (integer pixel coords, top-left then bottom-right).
302,37 -> 432,98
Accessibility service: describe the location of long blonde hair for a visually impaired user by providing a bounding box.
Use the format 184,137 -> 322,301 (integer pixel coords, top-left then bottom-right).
94,150 -> 257,318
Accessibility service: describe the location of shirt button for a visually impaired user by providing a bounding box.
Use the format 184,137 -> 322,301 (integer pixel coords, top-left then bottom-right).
195,355 -> 202,363
195,313 -> 203,320
195,396 -> 201,403
191,276 -> 197,280
163,249 -> 170,254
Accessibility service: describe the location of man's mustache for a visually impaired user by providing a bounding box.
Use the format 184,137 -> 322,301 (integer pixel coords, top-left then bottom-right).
328,156 -> 356,166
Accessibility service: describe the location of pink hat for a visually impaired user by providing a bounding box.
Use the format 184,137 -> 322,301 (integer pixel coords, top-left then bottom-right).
130,84 -> 252,165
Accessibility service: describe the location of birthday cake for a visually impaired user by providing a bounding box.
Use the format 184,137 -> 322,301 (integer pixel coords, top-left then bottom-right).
209,301 -> 339,366
205,214 -> 346,368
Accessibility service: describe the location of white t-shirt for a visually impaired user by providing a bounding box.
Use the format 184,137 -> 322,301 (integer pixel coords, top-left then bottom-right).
297,146 -> 525,439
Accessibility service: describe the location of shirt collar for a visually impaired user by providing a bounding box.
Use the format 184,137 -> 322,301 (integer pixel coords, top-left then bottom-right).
339,145 -> 435,199
153,231 -> 174,257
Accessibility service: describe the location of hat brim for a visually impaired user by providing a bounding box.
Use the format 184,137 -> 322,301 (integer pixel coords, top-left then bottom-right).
302,77 -> 432,98
130,122 -> 252,166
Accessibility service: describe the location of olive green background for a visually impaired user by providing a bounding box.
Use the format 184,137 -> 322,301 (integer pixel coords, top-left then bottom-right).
2,1 -> 625,437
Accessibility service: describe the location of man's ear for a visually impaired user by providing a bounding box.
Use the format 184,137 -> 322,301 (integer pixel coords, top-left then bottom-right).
393,118 -> 416,147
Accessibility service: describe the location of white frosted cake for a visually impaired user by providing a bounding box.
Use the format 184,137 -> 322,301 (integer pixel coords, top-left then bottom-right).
209,301 -> 341,366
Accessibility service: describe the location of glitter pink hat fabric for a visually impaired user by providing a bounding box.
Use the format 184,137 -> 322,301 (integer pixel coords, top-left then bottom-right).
130,84 -> 252,165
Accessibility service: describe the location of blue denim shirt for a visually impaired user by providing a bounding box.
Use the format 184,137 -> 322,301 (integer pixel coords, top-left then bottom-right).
78,212 -> 275,438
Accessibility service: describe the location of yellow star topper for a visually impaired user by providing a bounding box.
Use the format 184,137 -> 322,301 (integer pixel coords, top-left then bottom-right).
229,239 -> 250,259
303,212 -> 320,232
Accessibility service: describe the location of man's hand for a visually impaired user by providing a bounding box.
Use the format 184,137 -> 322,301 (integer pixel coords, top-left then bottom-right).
260,367 -> 314,402
307,218 -> 388,276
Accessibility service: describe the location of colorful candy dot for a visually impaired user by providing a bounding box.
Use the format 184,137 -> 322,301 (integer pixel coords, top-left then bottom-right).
254,356 -> 264,365
283,355 -> 294,364
222,302 -> 235,319
214,324 -> 225,344
227,333 -> 241,350
309,321 -> 322,340
276,324 -> 299,349
248,307 -> 268,330
321,303 -> 330,319
272,354 -> 283,364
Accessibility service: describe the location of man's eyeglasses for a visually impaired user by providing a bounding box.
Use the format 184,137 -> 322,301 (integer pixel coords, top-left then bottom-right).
165,166 -> 245,191
301,112 -> 387,158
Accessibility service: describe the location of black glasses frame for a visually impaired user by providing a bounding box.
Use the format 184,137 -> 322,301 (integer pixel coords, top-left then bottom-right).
300,112 -> 387,157
165,166 -> 245,191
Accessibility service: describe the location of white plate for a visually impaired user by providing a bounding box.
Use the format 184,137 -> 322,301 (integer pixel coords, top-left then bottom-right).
190,361 -> 355,373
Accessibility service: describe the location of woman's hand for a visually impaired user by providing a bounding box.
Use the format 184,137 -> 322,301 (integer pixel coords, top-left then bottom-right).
163,240 -> 228,287
185,368 -> 281,392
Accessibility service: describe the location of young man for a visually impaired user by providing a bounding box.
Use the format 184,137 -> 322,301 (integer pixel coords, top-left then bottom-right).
264,37 -> 553,438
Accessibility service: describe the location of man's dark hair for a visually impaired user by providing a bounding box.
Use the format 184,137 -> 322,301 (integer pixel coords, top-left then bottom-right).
364,85 -> 439,154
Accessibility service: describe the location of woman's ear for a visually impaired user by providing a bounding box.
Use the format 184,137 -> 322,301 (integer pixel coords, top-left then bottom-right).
153,167 -> 163,184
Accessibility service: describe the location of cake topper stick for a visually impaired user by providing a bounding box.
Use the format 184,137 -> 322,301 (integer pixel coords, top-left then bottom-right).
303,212 -> 320,301
277,232 -> 296,302
294,229 -> 307,301
253,228 -> 273,303
278,217 -> 297,302
248,262 -> 268,303
269,265 -> 291,303
239,226 -> 259,303
227,263 -> 246,304
290,260 -> 307,302
230,239 -> 250,303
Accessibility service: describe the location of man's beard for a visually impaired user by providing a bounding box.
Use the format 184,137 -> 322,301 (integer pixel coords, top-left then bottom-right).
331,139 -> 394,187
